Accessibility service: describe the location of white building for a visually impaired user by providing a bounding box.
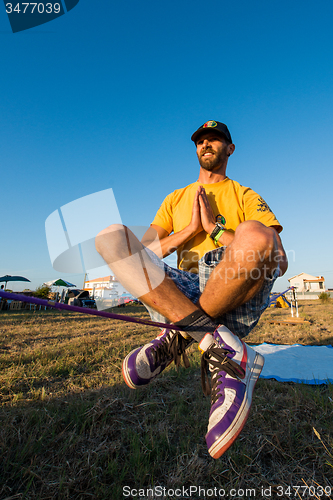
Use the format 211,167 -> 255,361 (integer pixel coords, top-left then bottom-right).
288,273 -> 325,299
84,275 -> 129,300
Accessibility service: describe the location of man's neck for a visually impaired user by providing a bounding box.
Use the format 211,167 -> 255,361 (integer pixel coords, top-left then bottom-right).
197,168 -> 227,184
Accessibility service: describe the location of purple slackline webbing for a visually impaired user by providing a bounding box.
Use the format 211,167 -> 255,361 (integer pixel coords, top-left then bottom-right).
0,291 -> 182,331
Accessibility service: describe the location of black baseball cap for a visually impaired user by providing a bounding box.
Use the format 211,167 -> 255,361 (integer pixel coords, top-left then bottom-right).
191,120 -> 232,144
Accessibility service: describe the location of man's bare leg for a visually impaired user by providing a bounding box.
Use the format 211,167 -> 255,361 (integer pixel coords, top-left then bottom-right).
199,220 -> 280,318
95,221 -> 280,324
95,224 -> 199,322
95,222 -> 275,459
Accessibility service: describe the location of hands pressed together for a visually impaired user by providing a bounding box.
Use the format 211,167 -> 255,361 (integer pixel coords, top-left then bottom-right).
189,186 -> 217,237
142,186 -> 232,259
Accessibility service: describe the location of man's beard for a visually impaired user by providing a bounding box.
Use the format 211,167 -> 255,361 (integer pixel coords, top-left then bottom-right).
198,148 -> 227,171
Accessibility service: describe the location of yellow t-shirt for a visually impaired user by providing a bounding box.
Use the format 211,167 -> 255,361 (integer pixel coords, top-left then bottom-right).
151,177 -> 282,273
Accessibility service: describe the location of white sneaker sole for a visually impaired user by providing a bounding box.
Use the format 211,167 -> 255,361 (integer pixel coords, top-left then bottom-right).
122,349 -> 139,389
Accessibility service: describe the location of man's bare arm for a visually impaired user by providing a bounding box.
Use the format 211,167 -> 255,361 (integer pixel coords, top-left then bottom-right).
271,227 -> 288,276
141,224 -> 197,258
141,187 -> 203,258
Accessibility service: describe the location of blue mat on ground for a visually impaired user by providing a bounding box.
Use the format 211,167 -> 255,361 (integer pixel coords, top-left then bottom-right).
253,343 -> 333,384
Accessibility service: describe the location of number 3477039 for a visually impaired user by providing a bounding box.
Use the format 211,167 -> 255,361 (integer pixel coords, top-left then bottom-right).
6,3 -> 61,14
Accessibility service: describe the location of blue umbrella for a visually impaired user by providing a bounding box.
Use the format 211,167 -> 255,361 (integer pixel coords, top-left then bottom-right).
0,275 -> 31,290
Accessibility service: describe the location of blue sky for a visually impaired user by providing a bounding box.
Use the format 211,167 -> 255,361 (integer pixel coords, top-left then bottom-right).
1,0 -> 333,293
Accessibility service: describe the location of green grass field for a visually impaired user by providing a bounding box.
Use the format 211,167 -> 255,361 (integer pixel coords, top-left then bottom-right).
0,301 -> 332,499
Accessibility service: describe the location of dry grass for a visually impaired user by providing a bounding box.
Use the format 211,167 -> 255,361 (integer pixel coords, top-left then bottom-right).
0,301 -> 332,499
247,300 -> 333,346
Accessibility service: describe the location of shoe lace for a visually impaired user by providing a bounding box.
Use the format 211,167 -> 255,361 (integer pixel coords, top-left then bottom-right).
201,346 -> 245,401
151,331 -> 192,369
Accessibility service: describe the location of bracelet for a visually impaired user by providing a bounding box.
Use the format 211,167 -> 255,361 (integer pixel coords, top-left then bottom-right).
214,228 -> 225,245
210,222 -> 226,243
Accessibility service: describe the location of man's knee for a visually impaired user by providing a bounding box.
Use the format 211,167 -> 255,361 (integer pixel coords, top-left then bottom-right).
234,221 -> 275,258
95,224 -> 129,261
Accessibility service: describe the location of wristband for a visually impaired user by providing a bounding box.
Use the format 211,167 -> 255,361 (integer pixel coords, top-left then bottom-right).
210,222 -> 226,243
214,228 -> 225,244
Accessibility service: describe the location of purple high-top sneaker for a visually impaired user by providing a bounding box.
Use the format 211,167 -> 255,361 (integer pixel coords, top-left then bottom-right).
122,329 -> 194,389
199,325 -> 264,459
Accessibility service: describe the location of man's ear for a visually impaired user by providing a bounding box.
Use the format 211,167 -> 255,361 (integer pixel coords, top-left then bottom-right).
227,143 -> 235,157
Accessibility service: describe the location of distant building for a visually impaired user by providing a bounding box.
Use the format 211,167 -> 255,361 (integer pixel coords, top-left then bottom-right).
84,275 -> 129,300
288,273 -> 325,299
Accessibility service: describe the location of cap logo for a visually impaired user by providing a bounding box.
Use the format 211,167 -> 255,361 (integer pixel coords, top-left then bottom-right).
203,121 -> 217,129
